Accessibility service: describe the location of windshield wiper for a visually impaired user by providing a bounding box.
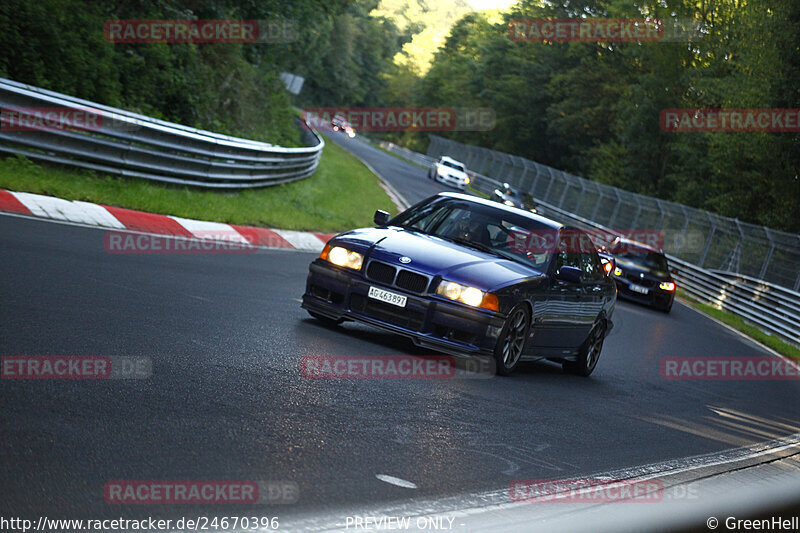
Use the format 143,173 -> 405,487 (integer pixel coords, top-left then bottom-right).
444,236 -> 508,258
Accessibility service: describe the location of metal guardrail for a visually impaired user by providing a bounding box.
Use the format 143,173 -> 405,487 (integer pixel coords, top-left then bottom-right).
427,135 -> 800,292
0,78 -> 323,189
378,140 -> 800,347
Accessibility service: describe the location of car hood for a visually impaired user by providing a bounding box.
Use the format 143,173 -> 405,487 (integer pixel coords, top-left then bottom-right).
334,227 -> 544,292
615,259 -> 671,280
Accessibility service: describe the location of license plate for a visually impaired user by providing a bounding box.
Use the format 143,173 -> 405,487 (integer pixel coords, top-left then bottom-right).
368,286 -> 407,308
629,283 -> 649,294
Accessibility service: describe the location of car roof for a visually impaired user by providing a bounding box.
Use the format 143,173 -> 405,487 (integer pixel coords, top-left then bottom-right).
613,237 -> 662,254
439,156 -> 464,166
436,192 -> 562,229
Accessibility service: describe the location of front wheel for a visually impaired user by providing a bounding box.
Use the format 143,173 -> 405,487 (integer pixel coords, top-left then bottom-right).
493,304 -> 531,376
563,322 -> 605,377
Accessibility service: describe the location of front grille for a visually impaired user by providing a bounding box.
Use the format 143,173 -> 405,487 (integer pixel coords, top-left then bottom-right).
366,261 -> 431,294
350,293 -> 425,330
367,261 -> 396,284
624,274 -> 656,288
395,270 -> 429,293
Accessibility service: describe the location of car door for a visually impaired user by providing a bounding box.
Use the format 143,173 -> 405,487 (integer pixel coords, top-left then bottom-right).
533,245 -> 587,349
580,247 -> 606,333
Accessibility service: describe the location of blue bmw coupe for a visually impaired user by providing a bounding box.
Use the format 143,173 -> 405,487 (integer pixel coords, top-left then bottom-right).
302,192 -> 616,376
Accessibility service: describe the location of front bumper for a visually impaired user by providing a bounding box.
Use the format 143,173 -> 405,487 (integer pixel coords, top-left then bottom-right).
435,172 -> 467,189
613,277 -> 674,308
301,260 -> 505,356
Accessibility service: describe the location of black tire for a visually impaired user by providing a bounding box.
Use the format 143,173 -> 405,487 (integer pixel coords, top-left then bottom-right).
563,322 -> 605,377
493,304 -> 531,376
308,311 -> 341,327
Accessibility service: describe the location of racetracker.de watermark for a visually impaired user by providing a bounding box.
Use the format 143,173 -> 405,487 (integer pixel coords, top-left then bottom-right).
509,18 -> 661,42
0,107 -> 140,133
104,480 -> 298,504
104,231 -> 256,254
506,228 -> 704,254
508,478 -> 698,503
301,355 -> 495,380
660,357 -> 800,380
508,18 -> 702,43
1,356 -> 151,379
660,109 -> 800,132
104,19 -> 298,44
303,108 -> 495,132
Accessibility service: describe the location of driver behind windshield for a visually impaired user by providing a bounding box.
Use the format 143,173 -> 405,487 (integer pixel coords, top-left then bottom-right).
448,211 -> 491,247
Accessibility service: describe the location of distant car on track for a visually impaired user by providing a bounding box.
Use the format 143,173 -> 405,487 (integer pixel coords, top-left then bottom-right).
428,156 -> 470,190
491,182 -> 538,213
331,114 -> 355,137
608,237 -> 677,313
301,192 -> 616,376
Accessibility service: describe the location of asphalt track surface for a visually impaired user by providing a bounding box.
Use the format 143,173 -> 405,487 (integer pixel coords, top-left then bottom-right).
2,135 -> 799,525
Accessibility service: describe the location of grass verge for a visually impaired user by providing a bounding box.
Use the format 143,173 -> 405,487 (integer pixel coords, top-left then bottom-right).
0,141 -> 396,232
677,291 -> 800,359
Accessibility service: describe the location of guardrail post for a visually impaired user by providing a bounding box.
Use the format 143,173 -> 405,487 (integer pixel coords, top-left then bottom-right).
674,205 -> 691,256
557,177 -> 571,208
630,195 -> 643,229
575,180 -> 587,214
758,228 -> 775,280
590,184 -> 604,221
608,189 -> 623,228
655,199 -> 666,229
543,167 -> 557,203
698,213 -> 717,268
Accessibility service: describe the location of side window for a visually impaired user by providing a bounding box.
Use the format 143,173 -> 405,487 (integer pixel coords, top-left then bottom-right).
581,251 -> 603,282
555,250 -> 581,271
555,231 -> 581,271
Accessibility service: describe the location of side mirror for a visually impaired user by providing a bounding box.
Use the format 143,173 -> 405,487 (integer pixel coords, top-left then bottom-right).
374,210 -> 390,226
555,266 -> 582,284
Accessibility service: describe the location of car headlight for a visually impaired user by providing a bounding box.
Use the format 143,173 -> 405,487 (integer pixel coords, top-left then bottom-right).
659,281 -> 676,291
613,267 -> 623,276
503,200 -> 515,207
465,177 -> 471,184
436,280 -> 499,311
320,244 -> 363,271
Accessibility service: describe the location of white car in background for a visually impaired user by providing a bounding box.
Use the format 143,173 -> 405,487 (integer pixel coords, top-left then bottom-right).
428,156 -> 470,190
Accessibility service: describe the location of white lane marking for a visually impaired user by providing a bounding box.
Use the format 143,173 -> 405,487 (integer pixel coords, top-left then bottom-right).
168,216 -> 249,244
376,474 -> 418,489
274,229 -> 325,251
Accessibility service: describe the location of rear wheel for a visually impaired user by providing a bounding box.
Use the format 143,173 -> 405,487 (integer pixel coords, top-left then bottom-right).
563,322 -> 605,377
493,305 -> 531,376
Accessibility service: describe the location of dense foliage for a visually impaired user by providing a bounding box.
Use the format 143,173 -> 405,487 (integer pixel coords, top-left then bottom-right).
407,0 -> 800,232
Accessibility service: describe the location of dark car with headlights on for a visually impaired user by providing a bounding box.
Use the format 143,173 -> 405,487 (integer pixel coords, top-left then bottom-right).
491,182 -> 538,213
301,192 -> 616,376
609,238 -> 677,313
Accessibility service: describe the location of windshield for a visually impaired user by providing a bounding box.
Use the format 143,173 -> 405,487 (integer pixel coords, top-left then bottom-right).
441,160 -> 465,172
393,198 -> 554,268
616,251 -> 669,272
